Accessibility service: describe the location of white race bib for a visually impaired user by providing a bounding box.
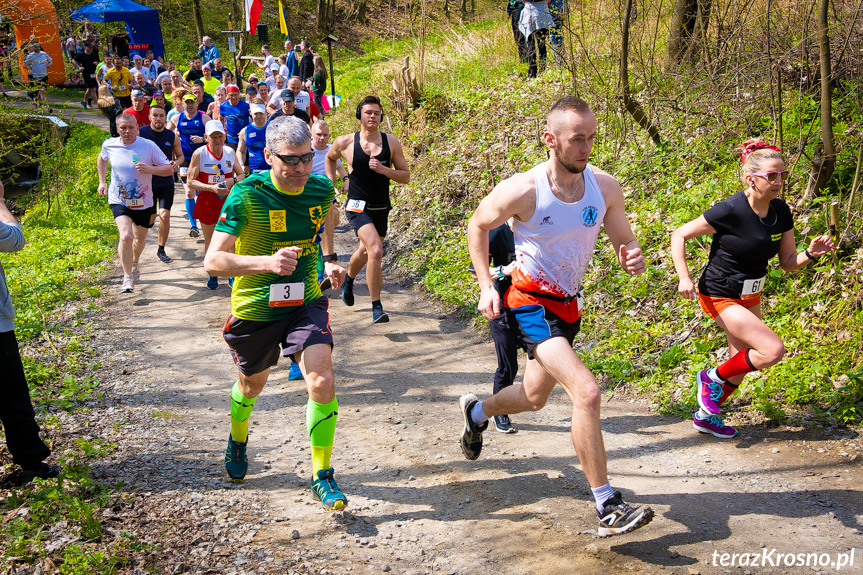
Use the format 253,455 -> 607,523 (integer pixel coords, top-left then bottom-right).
346,199 -> 366,213
211,174 -> 225,183
118,84 -> 127,91
90,73 -> 96,79
179,167 -> 189,176
268,282 -> 305,307
125,197 -> 144,208
741,276 -> 766,300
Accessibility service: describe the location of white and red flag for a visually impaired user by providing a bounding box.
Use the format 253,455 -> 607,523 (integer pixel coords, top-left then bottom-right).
245,0 -> 264,34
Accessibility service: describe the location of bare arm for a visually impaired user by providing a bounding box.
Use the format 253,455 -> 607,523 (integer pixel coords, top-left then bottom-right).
778,231 -> 836,271
320,202 -> 346,289
670,215 -> 716,300
171,132 -> 183,166
325,136 -> 349,191
468,173 -> 536,320
186,150 -> 218,193
236,129 -> 248,173
204,231 -> 301,277
97,155 -> 110,195
595,170 -> 645,275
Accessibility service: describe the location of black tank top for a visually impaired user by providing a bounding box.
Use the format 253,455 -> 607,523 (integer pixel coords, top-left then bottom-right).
139,125 -> 176,187
347,131 -> 392,209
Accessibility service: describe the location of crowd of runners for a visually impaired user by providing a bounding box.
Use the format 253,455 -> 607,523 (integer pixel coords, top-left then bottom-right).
0,34 -> 838,539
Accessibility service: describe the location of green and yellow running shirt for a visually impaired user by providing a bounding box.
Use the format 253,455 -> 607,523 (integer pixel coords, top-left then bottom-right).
216,171 -> 334,321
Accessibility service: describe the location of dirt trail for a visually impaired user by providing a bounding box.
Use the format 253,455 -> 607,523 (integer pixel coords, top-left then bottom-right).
84,185 -> 863,575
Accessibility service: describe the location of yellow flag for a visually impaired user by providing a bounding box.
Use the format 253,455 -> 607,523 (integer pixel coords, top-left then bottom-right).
278,0 -> 289,36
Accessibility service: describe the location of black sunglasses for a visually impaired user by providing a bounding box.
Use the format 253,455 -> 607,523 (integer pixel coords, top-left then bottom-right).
269,151 -> 315,165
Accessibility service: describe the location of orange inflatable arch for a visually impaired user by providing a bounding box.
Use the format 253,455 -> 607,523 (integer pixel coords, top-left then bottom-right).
2,0 -> 66,85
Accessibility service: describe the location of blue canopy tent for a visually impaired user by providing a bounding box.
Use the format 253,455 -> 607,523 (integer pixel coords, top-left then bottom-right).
70,0 -> 165,60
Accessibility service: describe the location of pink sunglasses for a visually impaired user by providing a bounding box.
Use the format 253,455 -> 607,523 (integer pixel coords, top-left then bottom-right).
751,170 -> 790,183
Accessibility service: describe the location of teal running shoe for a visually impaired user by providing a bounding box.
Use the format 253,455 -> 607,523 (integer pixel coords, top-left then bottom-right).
288,360 -> 303,380
310,468 -> 348,511
224,435 -> 248,480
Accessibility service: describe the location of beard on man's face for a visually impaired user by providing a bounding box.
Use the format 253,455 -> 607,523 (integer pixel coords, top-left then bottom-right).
557,155 -> 585,174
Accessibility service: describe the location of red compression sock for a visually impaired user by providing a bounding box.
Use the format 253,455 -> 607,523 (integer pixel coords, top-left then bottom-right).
718,382 -> 739,405
716,349 -> 756,381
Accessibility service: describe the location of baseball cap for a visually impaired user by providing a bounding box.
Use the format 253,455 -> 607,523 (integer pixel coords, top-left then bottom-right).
250,104 -> 267,115
182,93 -> 197,102
226,85 -> 240,93
280,89 -> 295,102
245,85 -> 258,95
205,120 -> 225,135
131,90 -> 146,98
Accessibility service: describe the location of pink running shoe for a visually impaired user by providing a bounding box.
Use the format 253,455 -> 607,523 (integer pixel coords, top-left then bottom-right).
696,369 -> 723,415
693,411 -> 738,439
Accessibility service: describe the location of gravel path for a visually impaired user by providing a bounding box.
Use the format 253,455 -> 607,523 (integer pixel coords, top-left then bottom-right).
36,164 -> 863,573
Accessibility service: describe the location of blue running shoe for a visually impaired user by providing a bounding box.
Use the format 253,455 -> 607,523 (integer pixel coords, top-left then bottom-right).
310,468 -> 348,511
372,307 -> 389,324
228,277 -> 234,288
288,360 -> 303,380
224,435 -> 248,480
207,276 -> 219,290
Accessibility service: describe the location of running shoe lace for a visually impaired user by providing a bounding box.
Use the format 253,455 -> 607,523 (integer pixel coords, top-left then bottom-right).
708,380 -> 723,402
706,414 -> 726,427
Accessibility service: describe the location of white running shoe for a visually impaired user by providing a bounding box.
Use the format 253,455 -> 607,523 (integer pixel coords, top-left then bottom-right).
120,276 -> 134,293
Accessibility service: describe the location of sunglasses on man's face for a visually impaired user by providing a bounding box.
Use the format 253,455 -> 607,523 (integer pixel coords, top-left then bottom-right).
752,170 -> 790,183
269,150 -> 315,165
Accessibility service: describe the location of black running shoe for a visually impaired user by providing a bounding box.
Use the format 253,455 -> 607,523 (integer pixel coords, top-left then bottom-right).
493,414 -> 516,434
319,278 -> 332,291
597,491 -> 654,537
341,282 -> 354,306
459,393 -> 488,460
20,463 -> 61,485
157,249 -> 172,263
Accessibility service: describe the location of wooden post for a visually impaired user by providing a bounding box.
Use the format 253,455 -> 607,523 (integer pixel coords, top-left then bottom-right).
828,201 -> 840,239
323,34 -> 339,109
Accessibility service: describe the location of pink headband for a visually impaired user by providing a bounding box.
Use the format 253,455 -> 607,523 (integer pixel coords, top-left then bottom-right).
740,141 -> 781,163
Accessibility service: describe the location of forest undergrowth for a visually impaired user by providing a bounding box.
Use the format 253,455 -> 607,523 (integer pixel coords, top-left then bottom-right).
325,1 -> 863,428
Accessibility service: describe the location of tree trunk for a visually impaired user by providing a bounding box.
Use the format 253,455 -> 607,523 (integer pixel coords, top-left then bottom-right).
622,0 -> 661,145
666,0 -> 711,66
191,0 -> 205,44
803,0 -> 836,202
317,0 -> 326,30
358,0 -> 368,21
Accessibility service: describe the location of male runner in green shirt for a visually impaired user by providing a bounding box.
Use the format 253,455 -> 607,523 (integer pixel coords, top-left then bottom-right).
204,115 -> 349,510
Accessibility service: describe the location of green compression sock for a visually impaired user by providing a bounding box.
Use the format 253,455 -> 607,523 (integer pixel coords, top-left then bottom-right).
307,396 -> 338,475
230,382 -> 257,443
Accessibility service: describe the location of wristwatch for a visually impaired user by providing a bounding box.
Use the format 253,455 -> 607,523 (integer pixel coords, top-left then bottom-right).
804,249 -> 820,262
322,253 -> 338,262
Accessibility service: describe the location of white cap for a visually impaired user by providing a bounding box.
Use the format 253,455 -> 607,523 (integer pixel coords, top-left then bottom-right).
250,104 -> 267,115
205,120 -> 225,136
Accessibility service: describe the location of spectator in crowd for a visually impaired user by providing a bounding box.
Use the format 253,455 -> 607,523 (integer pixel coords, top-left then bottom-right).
23,44 -> 52,109
198,36 -> 220,66
311,54 -> 327,115
0,181 -> 62,486
257,44 -> 276,72
299,40 -> 314,83
519,0 -> 554,78
506,0 -> 528,63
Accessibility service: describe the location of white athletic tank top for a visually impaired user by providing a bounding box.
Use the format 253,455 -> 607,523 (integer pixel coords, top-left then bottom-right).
196,145 -> 236,186
511,162 -> 606,297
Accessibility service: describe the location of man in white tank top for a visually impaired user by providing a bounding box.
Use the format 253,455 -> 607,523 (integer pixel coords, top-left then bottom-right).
460,96 -> 654,537
187,120 -> 245,289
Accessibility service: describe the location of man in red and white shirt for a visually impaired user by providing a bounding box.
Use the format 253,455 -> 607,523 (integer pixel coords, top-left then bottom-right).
187,120 -> 245,289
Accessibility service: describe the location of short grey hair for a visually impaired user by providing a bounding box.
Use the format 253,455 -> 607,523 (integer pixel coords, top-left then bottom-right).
203,36 -> 211,43
266,116 -> 310,151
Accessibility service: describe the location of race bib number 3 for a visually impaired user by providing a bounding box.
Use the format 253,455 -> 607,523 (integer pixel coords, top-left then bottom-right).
268,282 -> 305,307
741,276 -> 766,300
346,199 -> 366,213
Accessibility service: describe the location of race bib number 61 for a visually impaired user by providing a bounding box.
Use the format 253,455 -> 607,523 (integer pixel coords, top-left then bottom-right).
741,276 -> 766,301
268,282 -> 305,307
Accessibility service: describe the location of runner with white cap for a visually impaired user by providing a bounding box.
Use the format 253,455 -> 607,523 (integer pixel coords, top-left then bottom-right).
187,120 -> 245,289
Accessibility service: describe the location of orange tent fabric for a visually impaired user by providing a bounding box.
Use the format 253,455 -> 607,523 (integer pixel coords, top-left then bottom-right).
3,0 -> 66,84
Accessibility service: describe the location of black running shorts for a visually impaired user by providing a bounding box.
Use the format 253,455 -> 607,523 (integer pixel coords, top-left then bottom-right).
503,303 -> 581,360
222,296 -> 334,376
346,206 -> 390,238
110,203 -> 156,229
152,185 -> 175,211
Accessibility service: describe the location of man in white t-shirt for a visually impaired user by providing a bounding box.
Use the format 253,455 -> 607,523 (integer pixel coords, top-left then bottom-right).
131,55 -> 151,83
256,44 -> 276,72
97,113 -> 174,293
268,75 -> 311,114
311,120 -> 346,179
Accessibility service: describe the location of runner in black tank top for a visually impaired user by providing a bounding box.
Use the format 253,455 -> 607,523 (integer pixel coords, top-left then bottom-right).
325,96 -> 411,324
347,131 -> 392,209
